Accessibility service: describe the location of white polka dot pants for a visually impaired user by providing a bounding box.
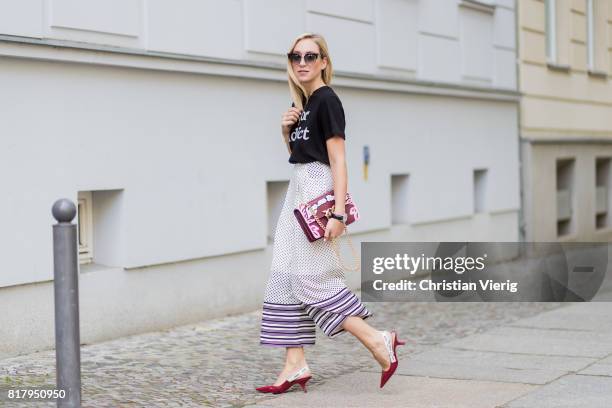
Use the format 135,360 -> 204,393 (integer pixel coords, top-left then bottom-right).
259,161 -> 372,347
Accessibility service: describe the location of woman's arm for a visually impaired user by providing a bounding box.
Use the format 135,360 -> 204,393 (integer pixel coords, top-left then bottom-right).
283,133 -> 292,155
324,136 -> 348,241
327,136 -> 347,212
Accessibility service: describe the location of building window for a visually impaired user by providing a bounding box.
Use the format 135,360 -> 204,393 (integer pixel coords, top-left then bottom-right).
586,0 -> 595,71
391,174 -> 410,225
77,191 -> 94,264
556,158 -> 574,237
596,158 -> 611,229
545,0 -> 557,64
473,169 -> 487,213
266,180 -> 289,243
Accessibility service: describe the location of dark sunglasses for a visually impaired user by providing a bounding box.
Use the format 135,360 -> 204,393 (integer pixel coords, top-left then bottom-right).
287,52 -> 321,65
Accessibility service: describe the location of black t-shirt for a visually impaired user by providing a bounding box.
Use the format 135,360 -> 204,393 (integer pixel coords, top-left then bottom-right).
287,85 -> 346,165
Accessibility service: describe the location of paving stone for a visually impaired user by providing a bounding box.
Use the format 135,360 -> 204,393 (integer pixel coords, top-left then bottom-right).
251,372 -> 537,408
389,359 -> 563,384
508,302 -> 612,332
598,354 -> 612,365
443,326 -> 612,358
577,363 -> 612,377
0,297 -> 566,407
384,348 -> 593,384
410,347 -> 595,371
504,374 -> 612,408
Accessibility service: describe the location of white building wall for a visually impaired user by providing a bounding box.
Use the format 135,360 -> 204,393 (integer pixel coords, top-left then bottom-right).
0,0 -> 519,357
0,0 -> 516,85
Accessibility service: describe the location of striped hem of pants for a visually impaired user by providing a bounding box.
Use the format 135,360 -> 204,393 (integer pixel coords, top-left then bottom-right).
260,287 -> 373,347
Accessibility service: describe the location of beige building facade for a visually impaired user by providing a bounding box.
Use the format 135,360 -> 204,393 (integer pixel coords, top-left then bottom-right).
517,0 -> 612,241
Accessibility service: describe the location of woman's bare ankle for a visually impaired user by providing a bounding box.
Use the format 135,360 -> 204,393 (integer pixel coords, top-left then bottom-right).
365,329 -> 384,351
284,360 -> 308,371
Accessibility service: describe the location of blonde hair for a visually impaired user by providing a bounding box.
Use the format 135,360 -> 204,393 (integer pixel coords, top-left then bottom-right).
287,33 -> 333,111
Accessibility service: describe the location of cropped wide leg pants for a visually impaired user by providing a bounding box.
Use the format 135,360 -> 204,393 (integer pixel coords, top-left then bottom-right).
259,161 -> 372,347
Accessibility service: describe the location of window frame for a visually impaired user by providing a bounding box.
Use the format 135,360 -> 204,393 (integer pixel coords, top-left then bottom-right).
77,191 -> 94,264
545,0 -> 558,64
586,0 -> 595,71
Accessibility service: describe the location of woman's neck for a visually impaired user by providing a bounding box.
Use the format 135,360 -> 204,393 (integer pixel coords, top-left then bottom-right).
302,80 -> 327,98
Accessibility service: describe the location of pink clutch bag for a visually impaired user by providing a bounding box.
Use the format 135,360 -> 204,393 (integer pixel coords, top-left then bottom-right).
293,189 -> 360,242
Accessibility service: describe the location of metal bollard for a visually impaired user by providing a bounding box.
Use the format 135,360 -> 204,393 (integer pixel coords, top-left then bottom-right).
52,199 -> 82,408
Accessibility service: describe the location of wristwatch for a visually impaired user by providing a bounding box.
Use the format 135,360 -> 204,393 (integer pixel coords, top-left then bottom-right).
329,211 -> 347,223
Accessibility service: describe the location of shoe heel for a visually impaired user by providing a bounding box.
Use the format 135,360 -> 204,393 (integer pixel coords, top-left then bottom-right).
296,377 -> 310,393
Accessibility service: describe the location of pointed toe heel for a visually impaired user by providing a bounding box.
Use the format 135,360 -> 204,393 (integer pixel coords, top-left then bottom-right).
262,365 -> 312,395
379,330 -> 406,389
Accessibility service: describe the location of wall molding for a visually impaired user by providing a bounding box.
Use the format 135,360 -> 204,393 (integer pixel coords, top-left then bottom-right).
459,0 -> 496,14
522,137 -> 612,144
0,35 -> 520,102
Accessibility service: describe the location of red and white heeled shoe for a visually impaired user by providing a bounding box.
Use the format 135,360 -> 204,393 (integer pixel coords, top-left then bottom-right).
379,330 -> 406,388
256,365 -> 312,394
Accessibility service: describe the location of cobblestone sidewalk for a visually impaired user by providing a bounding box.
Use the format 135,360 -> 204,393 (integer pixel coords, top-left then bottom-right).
0,295 -> 566,407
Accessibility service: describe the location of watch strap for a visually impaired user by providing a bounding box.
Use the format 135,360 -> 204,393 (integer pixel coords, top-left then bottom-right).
330,212 -> 346,223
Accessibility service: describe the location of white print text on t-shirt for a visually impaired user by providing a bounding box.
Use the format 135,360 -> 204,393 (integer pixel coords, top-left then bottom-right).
290,110 -> 311,142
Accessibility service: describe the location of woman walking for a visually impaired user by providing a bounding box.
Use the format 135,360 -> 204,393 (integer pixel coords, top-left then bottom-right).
256,33 -> 406,394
